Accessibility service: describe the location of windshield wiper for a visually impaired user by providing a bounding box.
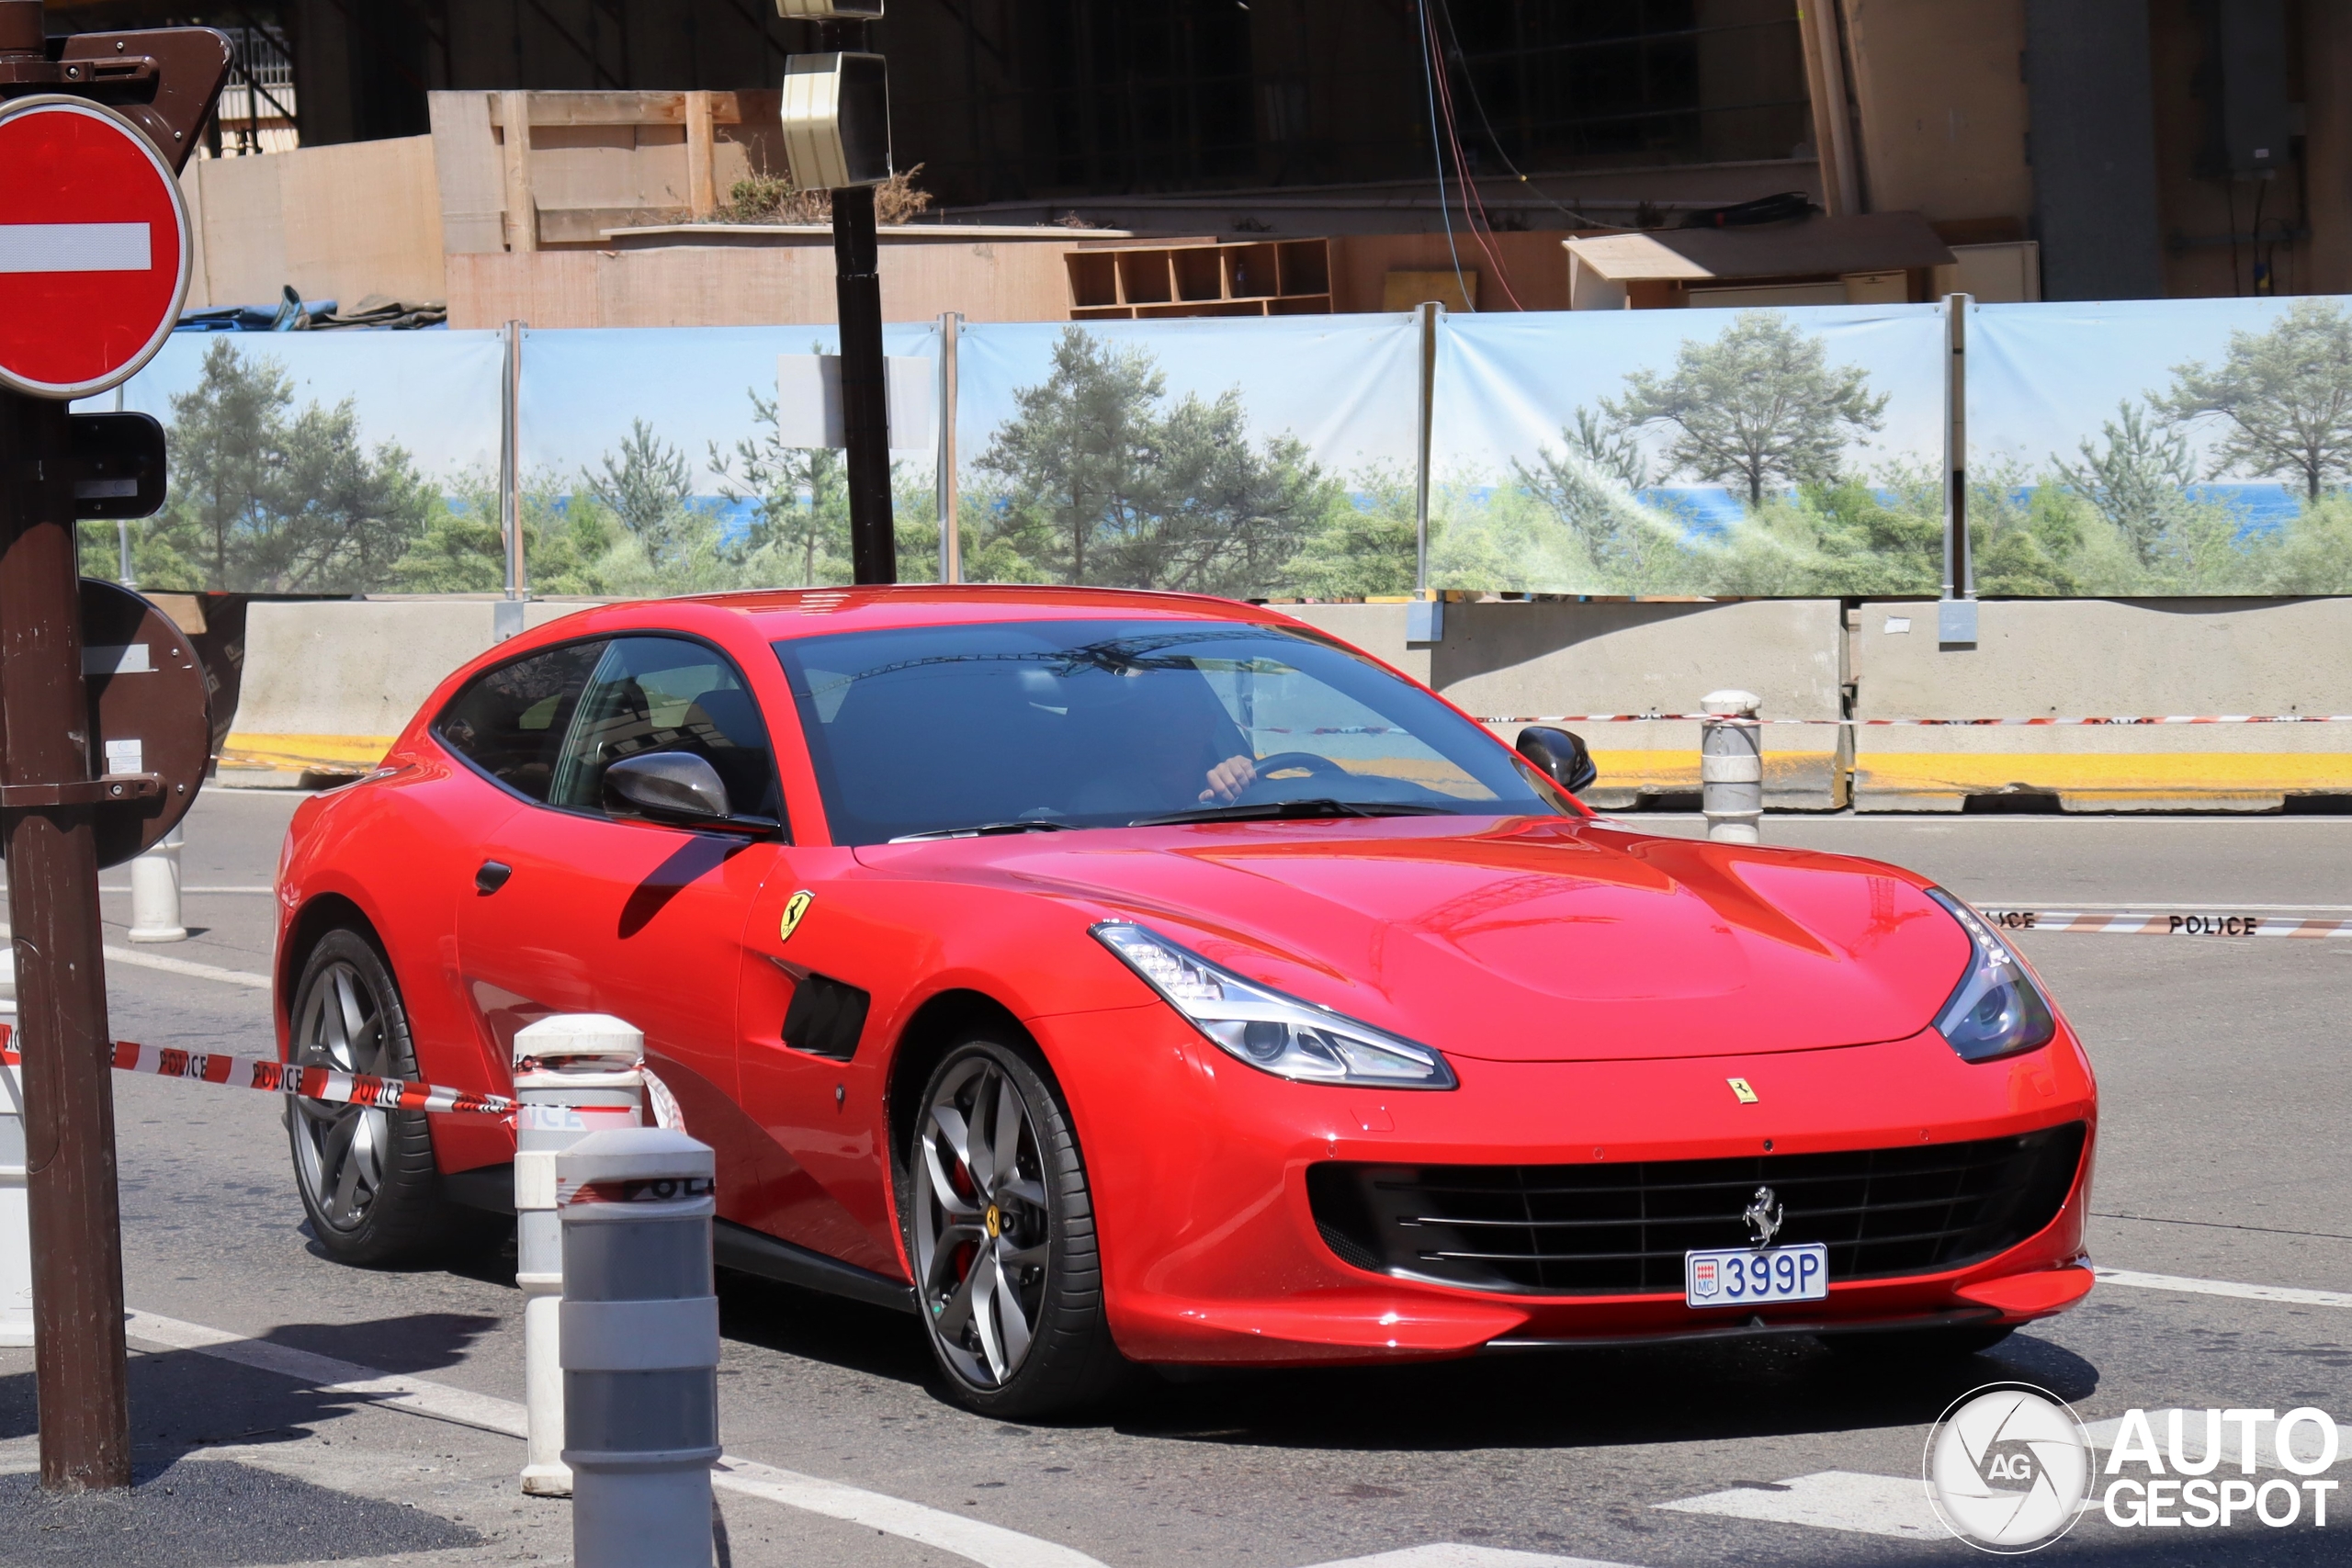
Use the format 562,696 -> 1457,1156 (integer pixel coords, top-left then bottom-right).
1129,798 -> 1457,827
888,819 -> 1076,842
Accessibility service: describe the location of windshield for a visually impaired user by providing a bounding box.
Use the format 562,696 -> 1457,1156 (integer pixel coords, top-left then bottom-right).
773,618 -> 1563,845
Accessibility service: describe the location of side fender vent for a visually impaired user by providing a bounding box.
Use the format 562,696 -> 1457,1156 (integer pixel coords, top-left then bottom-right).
783,971 -> 871,1062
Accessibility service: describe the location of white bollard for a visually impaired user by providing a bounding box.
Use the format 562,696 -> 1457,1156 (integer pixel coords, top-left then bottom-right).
560,1128 -> 720,1568
126,823 -> 187,943
0,1054 -> 29,1347
513,1014 -> 646,1499
1701,689 -> 1764,844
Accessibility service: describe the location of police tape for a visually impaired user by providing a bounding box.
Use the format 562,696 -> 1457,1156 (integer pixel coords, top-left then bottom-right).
0,1024 -> 515,1116
1976,910 -> 2352,938
1469,713 -> 2352,727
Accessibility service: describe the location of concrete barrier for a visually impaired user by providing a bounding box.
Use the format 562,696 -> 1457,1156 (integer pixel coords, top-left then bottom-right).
1281,598 -> 1849,810
221,597 -> 601,785
1851,597 -> 2352,811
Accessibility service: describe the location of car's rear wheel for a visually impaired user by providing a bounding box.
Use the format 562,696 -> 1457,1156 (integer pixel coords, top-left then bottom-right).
906,1035 -> 1128,1416
286,927 -> 461,1266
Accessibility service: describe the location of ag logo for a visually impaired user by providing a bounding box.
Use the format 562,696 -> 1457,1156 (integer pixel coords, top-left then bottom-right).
778,889 -> 814,942
1925,1382 -> 2091,1553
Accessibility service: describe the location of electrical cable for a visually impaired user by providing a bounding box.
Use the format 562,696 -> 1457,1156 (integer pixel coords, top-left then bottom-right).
1420,1 -> 1524,309
1416,0 -> 1475,312
1430,0 -> 1618,229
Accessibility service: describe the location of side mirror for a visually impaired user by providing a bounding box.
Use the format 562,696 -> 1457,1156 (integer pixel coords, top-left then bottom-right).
604,750 -> 732,823
1517,726 -> 1596,795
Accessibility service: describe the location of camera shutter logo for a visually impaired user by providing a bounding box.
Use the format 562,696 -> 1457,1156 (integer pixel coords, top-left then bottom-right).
1925,1383 -> 2092,1552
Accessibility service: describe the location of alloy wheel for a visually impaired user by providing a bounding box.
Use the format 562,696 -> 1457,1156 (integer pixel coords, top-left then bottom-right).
288,958 -> 395,1233
912,1054 -> 1051,1389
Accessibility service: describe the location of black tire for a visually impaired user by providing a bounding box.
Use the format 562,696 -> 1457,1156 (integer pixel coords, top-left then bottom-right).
902,1034 -> 1130,1417
285,926 -> 463,1266
1824,1324 -> 2016,1363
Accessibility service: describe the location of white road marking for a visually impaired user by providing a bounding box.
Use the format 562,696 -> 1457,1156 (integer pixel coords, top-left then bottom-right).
1295,1548 -> 1643,1568
125,1308 -> 1114,1568
0,918 -> 275,990
95,885 -> 277,895
2095,1267 -> 2352,1309
104,943 -> 273,988
1655,1471 -> 1940,1540
0,221 -> 152,272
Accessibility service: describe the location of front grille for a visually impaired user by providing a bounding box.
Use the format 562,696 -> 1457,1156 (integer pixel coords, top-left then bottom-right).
1307,1122 -> 2086,1295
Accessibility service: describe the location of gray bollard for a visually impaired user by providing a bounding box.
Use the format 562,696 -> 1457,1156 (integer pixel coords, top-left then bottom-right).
513,1015 -> 646,1498
560,1128 -> 719,1568
1701,689 -> 1763,843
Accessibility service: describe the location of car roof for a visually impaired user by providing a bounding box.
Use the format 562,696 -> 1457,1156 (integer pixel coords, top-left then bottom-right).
682,583 -> 1295,639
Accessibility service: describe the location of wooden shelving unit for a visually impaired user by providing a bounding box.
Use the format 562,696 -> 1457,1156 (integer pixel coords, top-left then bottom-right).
1066,239 -> 1332,320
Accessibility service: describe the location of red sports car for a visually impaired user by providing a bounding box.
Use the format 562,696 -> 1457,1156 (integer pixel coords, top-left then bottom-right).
274,586 -> 2098,1416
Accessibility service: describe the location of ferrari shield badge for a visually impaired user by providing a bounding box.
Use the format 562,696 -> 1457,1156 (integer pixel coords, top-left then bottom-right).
1726,1077 -> 1759,1104
779,889 -> 815,942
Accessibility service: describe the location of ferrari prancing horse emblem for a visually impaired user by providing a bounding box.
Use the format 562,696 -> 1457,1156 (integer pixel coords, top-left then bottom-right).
779,889 -> 814,942
1726,1077 -> 1758,1104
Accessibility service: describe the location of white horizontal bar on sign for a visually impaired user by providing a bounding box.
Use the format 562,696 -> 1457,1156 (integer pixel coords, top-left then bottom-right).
776,354 -> 935,452
0,222 -> 153,274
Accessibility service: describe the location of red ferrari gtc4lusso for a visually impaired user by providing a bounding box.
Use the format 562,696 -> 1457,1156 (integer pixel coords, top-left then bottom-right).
274,586 -> 2097,1415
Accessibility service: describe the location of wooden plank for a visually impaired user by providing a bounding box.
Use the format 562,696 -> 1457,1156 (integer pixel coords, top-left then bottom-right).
499,90 -> 536,254
181,152 -> 287,308
537,205 -> 688,244
486,90 -> 744,128
685,92 -> 718,220
277,136 -> 447,306
427,91 -> 506,255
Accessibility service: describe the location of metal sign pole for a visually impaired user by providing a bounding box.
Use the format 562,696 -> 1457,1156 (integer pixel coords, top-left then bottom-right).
0,388 -> 133,1495
937,310 -> 960,585
835,181 -> 894,584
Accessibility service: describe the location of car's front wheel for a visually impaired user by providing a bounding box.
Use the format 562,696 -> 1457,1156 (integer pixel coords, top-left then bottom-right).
906,1036 -> 1129,1416
286,926 -> 462,1266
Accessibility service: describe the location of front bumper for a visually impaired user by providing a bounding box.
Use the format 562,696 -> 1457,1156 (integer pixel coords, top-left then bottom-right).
1036,1005 -> 2098,1365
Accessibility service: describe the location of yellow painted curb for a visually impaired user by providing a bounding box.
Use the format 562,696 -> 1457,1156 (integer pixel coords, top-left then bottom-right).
222,733 -> 397,770
1854,750 -> 2352,802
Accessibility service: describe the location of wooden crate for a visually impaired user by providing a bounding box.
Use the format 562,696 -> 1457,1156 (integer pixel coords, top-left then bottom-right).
1066,238 -> 1332,319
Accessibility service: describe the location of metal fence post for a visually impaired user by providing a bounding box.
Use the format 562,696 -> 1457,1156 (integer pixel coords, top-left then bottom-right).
513,1014 -> 646,1498
1939,293 -> 1977,644
1414,299 -> 1439,594
501,320 -> 526,612
560,1128 -> 720,1568
1702,690 -> 1764,844
124,823 -> 185,943
938,310 -> 961,585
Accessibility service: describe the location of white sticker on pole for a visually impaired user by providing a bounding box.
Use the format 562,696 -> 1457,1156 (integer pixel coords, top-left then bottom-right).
776,354 -> 935,452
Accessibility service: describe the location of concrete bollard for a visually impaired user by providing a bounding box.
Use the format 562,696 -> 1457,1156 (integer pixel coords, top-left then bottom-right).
1701,689 -> 1764,844
513,1014 -> 646,1498
559,1128 -> 720,1568
0,1055 -> 29,1347
126,823 -> 187,943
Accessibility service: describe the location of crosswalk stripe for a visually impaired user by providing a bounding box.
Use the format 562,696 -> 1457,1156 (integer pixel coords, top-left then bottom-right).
1655,1471 -> 1940,1540
1296,1549 -> 1642,1568
2095,1267 -> 2352,1308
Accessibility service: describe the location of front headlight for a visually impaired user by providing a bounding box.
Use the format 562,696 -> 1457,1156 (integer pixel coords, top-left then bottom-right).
1925,888 -> 2057,1062
1091,922 -> 1457,1089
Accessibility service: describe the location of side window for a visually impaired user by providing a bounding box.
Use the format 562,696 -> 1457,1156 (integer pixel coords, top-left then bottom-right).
435,640 -> 607,802
548,637 -> 779,820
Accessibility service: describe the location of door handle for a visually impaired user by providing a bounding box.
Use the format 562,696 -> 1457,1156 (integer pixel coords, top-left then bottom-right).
475,860 -> 513,895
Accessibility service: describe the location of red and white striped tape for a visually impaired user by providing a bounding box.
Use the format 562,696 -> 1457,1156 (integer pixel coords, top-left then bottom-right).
0,1024 -> 514,1116
1977,910 -> 2352,938
1473,713 -> 2352,728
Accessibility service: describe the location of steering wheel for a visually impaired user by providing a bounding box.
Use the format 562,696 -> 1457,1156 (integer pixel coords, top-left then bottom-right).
1241,751 -> 1351,793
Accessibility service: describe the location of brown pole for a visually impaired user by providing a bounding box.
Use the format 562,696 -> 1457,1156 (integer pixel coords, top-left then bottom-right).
0,390 -> 133,1494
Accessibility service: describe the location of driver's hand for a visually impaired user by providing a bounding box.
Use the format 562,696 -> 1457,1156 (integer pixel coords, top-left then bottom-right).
1201,753 -> 1258,804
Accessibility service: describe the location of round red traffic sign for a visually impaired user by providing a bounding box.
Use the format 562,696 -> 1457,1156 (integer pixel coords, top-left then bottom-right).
0,95 -> 192,400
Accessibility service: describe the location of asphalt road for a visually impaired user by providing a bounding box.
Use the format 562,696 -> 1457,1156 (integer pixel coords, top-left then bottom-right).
3,791 -> 2347,1567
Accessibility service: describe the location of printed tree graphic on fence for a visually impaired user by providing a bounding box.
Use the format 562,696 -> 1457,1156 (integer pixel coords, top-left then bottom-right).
1602,310 -> 1888,503
2157,297 -> 2352,500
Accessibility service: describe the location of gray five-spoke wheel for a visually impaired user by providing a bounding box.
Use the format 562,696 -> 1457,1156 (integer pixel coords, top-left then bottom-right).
289,958 -> 393,1233
912,1055 -> 1051,1389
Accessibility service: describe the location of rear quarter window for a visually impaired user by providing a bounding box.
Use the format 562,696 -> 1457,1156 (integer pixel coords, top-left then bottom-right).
434,640 -> 605,802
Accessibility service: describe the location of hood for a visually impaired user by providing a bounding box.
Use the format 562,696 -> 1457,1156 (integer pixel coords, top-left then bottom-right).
856,816 -> 1969,1063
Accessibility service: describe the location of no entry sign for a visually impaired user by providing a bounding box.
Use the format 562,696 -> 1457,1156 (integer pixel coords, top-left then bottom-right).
0,95 -> 191,400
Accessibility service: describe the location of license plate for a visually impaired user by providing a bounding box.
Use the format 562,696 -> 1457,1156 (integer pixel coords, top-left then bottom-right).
1685,1243 -> 1828,1308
